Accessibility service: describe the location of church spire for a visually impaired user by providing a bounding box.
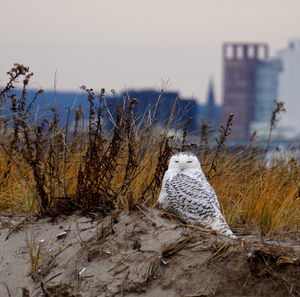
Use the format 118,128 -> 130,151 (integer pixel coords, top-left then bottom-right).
206,78 -> 216,123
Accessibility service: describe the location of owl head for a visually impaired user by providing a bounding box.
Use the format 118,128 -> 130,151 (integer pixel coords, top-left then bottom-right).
168,152 -> 201,171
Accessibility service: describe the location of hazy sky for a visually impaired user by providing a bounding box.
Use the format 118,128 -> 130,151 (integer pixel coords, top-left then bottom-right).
1,0 -> 299,103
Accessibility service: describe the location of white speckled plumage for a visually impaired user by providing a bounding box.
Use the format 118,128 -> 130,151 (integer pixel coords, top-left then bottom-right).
158,152 -> 236,238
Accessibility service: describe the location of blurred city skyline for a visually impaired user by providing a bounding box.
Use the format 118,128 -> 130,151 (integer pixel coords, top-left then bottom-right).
1,0 -> 300,104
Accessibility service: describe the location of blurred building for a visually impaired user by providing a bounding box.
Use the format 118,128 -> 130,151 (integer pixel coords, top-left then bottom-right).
14,89 -> 200,133
250,58 -> 282,137
123,90 -> 199,132
222,42 -> 268,141
277,39 -> 300,139
205,79 -> 218,127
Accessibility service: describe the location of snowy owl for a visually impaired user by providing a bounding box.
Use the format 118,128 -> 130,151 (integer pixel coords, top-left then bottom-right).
158,152 -> 236,238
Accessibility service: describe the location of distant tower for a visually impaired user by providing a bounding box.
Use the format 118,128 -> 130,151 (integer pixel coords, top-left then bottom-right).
222,42 -> 269,141
277,39 -> 300,139
251,58 -> 281,138
206,78 -> 217,126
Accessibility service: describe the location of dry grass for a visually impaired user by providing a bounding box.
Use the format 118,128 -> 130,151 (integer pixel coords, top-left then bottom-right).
205,149 -> 300,234
24,230 -> 53,282
0,64 -> 300,235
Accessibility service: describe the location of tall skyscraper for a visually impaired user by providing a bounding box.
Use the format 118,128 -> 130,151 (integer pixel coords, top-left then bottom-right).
250,58 -> 282,137
254,59 -> 281,123
277,39 -> 300,139
222,42 -> 268,141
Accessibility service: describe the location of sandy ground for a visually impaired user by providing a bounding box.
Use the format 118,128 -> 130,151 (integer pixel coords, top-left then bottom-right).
0,207 -> 300,297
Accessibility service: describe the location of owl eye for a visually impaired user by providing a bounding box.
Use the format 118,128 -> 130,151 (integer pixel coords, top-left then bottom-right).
187,160 -> 192,163
174,160 -> 179,163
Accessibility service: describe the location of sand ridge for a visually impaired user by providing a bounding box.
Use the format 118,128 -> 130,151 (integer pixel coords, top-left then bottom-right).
0,208 -> 300,297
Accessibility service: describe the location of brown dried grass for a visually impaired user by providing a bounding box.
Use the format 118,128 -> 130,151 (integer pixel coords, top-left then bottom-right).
0,64 -> 300,235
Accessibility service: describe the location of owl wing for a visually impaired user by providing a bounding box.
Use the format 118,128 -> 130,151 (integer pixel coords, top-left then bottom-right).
164,172 -> 219,223
193,171 -> 221,210
164,172 -> 236,238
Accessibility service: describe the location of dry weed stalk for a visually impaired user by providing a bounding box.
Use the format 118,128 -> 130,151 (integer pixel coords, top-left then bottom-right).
200,119 -> 213,162
0,66 -> 179,216
266,100 -> 286,152
208,113 -> 234,177
24,230 -> 45,282
0,64 -> 300,235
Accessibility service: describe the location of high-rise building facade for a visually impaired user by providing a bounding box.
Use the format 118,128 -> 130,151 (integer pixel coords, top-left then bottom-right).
222,42 -> 268,141
250,58 -> 282,137
254,58 -> 281,123
277,39 -> 300,139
